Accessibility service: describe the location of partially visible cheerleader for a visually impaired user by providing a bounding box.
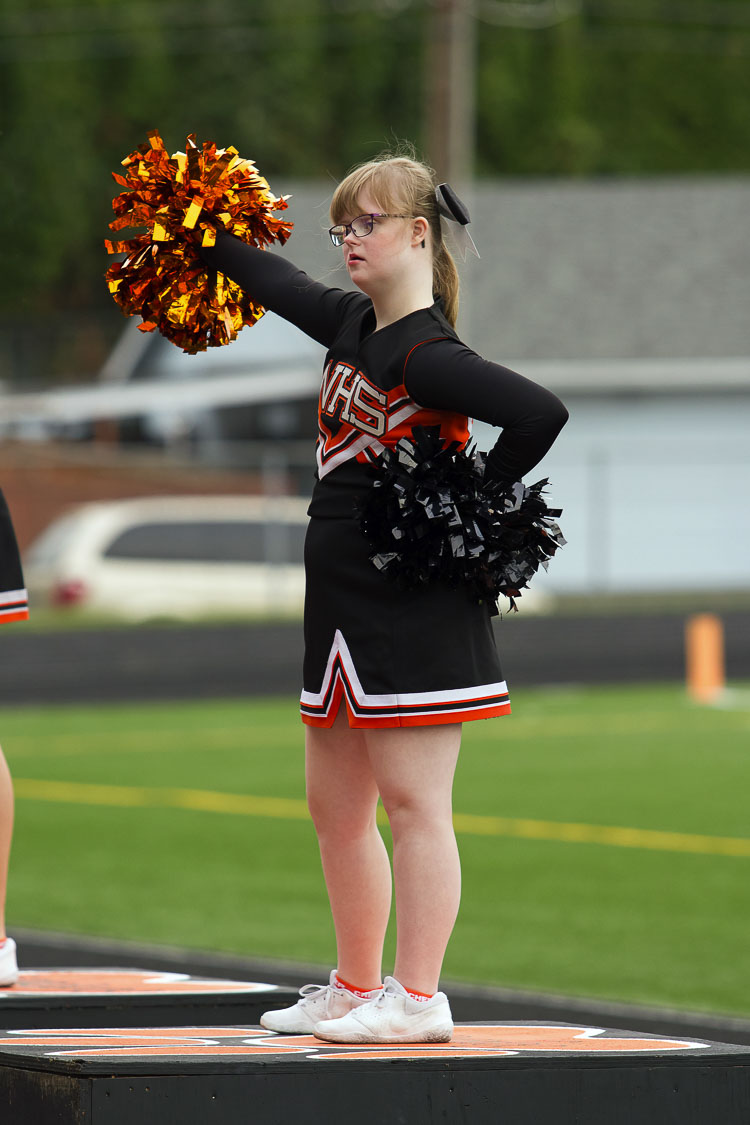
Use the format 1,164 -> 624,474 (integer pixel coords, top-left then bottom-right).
0,490 -> 30,985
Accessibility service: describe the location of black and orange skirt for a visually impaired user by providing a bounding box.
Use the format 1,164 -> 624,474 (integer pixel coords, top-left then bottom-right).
0,490 -> 29,625
300,515 -> 510,728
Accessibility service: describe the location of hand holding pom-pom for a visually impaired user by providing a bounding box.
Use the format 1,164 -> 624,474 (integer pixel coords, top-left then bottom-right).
104,130 -> 293,354
357,427 -> 566,614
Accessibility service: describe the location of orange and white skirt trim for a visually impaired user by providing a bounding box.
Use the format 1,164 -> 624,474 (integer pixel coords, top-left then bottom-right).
0,588 -> 29,625
300,630 -> 510,729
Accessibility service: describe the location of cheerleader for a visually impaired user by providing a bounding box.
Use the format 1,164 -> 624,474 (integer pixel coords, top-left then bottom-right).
0,491 -> 30,986
201,152 -> 567,1043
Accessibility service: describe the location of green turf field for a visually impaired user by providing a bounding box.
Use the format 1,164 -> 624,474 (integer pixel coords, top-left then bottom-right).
3,684 -> 749,1016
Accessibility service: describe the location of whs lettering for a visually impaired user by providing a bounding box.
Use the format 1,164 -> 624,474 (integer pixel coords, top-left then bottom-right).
321,362 -> 388,437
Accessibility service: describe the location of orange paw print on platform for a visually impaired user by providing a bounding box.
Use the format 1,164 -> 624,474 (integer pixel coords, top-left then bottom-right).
2,970 -> 267,996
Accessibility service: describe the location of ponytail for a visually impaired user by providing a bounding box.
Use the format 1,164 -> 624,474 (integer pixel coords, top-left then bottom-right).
432,237 -> 460,328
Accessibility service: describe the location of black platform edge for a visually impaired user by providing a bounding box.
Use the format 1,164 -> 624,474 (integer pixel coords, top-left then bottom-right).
0,967 -> 299,1029
0,1022 -> 749,1125
11,926 -> 750,1046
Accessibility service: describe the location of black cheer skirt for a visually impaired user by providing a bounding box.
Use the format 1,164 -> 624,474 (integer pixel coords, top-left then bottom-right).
300,516 -> 510,728
0,490 -> 29,624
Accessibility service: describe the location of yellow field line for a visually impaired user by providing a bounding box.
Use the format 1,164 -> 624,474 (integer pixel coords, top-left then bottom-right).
12,778 -> 750,858
450,813 -> 750,857
12,780 -> 308,820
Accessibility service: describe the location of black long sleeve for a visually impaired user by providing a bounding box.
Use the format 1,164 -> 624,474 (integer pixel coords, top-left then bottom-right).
404,340 -> 569,483
404,339 -> 568,486
201,233 -> 366,349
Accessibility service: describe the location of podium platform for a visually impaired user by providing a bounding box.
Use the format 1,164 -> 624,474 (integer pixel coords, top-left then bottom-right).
0,968 -> 299,1029
0,1019 -> 748,1125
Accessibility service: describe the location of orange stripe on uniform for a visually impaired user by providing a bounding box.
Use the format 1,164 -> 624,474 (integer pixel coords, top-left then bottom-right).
343,702 -> 512,729
0,610 -> 29,624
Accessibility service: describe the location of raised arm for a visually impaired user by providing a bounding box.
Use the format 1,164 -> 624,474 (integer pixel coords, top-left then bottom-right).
202,233 -> 368,349
404,339 -> 568,483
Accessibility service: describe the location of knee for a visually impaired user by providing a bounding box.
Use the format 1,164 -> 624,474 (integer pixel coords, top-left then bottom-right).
306,789 -> 378,844
380,791 -> 450,840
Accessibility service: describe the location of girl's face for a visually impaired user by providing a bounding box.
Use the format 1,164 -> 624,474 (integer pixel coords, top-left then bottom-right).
339,190 -> 417,293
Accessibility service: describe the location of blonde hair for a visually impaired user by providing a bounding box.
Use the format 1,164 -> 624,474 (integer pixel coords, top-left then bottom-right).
330,151 -> 460,328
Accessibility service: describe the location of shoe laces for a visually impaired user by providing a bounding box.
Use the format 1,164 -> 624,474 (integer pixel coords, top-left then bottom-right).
297,982 -> 328,1004
373,981 -> 399,1007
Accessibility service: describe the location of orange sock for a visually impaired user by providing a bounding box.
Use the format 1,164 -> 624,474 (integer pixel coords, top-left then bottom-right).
334,973 -> 381,998
403,985 -> 434,1002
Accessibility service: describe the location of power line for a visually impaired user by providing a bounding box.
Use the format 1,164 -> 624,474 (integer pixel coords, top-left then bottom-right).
478,0 -> 581,29
0,7 -> 422,63
3,0 -> 748,64
581,23 -> 750,54
1,0 -> 414,37
585,0 -> 750,28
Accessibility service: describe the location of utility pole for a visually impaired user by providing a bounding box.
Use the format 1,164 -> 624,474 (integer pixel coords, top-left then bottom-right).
423,0 -> 477,189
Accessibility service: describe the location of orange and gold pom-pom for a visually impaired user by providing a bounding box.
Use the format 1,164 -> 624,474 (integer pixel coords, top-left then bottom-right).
104,130 -> 293,354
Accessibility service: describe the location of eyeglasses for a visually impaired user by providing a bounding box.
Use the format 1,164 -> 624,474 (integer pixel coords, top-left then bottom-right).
328,212 -> 409,247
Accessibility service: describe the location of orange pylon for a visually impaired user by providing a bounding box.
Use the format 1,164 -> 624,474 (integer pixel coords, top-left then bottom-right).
685,614 -> 725,704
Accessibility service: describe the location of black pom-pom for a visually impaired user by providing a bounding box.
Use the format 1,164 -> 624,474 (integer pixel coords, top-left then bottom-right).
356,426 -> 566,614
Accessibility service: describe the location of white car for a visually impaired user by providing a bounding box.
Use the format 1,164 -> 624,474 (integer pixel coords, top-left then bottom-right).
24,495 -> 309,620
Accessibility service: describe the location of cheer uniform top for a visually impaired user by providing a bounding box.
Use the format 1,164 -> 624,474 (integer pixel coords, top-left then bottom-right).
0,491 -> 29,624
204,235 -> 568,727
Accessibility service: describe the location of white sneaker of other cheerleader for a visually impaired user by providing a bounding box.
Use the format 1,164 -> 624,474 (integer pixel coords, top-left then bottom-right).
260,971 -> 381,1034
0,937 -> 18,987
313,976 -> 453,1043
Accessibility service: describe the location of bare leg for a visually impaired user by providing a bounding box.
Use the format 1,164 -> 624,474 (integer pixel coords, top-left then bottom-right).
0,747 -> 13,941
305,710 -> 392,989
366,724 -> 462,996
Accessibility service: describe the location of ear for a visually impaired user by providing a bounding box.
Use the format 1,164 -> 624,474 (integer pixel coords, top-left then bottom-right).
411,216 -> 429,247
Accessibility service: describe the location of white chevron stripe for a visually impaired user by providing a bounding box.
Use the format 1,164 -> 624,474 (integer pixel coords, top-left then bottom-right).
300,630 -> 508,716
315,403 -> 421,479
0,588 -> 27,607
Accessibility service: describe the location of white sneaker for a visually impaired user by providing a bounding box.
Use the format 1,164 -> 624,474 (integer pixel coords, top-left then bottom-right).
0,938 -> 18,987
260,970 -> 381,1034
313,975 -> 453,1043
